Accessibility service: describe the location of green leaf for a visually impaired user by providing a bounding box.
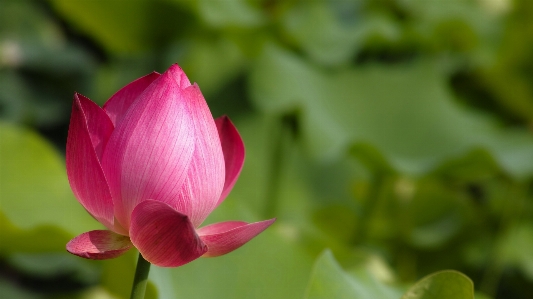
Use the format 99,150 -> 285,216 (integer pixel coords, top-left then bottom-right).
49,0 -> 191,53
197,0 -> 266,28
497,222 -> 533,281
282,1 -> 400,66
250,44 -> 533,177
0,122 -> 97,235
305,250 -> 402,299
173,36 -> 245,97
0,279 -> 41,299
0,213 -> 71,254
401,270 -> 474,299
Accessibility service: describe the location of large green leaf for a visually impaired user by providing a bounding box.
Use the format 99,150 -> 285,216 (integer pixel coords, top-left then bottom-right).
0,122 -> 97,235
250,44 -> 533,177
401,270 -> 474,299
305,250 -> 402,299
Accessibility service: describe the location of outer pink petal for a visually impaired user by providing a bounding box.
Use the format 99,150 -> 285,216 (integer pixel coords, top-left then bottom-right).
173,84 -> 225,227
102,65 -> 195,230
103,72 -> 160,127
215,116 -> 245,206
66,94 -> 115,231
66,230 -> 132,260
129,200 -> 207,267
197,219 -> 276,257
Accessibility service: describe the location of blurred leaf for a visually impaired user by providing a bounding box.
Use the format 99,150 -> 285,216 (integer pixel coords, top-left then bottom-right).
0,0 -> 63,53
8,253 -> 98,284
498,222 -> 533,281
312,204 -> 358,244
0,1 -> 95,127
350,143 -> 395,175
282,1 -> 400,66
479,0 -> 533,122
0,213 -> 70,254
0,71 -> 28,123
0,279 -> 42,299
401,270 -> 474,299
404,179 -> 469,248
0,122 -> 97,234
174,36 -> 245,97
197,0 -> 266,28
0,0 -> 95,72
50,0 -> 191,54
91,57 -> 158,106
55,287 -> 122,299
250,44 -> 533,177
305,249 -> 402,299
432,148 -> 501,181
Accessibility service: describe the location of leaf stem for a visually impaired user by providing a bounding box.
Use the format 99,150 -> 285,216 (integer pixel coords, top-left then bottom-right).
264,116 -> 288,219
130,252 -> 151,299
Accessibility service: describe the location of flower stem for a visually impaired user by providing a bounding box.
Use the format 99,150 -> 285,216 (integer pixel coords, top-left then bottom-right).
130,252 -> 151,299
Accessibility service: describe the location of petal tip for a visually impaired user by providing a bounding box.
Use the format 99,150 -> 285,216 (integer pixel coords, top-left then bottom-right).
165,63 -> 191,88
200,218 -> 276,257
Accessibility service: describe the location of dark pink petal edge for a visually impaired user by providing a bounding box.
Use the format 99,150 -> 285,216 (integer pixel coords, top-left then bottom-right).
129,200 -> 207,267
215,116 -> 245,207
66,230 -> 132,260
66,94 -> 116,232
197,218 -> 276,257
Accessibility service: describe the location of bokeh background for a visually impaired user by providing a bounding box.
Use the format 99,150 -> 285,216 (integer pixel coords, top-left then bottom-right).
2,0 -> 533,298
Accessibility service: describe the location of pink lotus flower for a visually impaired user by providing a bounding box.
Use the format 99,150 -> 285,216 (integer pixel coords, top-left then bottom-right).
66,64 -> 275,267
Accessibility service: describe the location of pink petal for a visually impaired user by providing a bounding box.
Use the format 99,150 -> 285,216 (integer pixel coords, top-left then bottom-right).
172,64 -> 192,88
215,116 -> 245,206
173,84 -> 225,227
197,219 -> 276,257
66,94 -> 115,231
129,200 -> 207,267
66,230 -> 132,260
103,72 -> 161,127
101,66 -> 196,230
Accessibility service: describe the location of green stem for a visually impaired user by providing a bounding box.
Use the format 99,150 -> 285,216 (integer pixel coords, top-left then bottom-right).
130,253 -> 151,299
351,173 -> 385,244
264,117 -> 288,219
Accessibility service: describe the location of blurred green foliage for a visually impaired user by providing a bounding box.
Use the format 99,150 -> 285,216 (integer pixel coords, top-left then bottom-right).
2,0 -> 533,298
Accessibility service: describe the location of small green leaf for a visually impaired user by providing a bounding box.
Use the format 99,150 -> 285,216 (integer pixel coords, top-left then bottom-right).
250,44 -> 533,177
401,270 -> 474,299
